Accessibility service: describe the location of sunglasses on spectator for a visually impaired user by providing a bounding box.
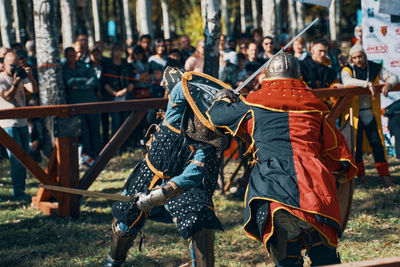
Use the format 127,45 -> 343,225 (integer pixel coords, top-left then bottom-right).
0,58 -> 4,63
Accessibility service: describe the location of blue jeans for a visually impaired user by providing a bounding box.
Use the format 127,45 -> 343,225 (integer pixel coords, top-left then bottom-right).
4,126 -> 30,197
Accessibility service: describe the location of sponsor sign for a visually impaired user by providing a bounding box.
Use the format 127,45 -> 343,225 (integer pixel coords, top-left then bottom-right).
362,0 -> 400,148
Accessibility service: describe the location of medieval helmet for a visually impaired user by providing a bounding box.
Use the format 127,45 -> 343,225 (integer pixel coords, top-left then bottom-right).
265,52 -> 301,79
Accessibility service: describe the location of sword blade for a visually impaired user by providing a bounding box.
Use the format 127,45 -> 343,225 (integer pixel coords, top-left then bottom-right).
41,184 -> 132,202
233,18 -> 319,94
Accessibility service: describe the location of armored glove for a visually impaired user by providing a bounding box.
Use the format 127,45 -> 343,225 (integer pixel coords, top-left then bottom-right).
136,181 -> 183,212
214,89 -> 238,103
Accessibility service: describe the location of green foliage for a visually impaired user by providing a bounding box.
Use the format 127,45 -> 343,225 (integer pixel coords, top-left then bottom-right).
181,7 -> 204,47
0,153 -> 399,266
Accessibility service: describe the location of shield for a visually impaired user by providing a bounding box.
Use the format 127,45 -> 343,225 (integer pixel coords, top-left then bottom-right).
181,71 -> 232,131
337,111 -> 355,233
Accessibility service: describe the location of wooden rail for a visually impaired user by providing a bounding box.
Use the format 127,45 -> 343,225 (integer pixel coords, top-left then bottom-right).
0,98 -> 167,217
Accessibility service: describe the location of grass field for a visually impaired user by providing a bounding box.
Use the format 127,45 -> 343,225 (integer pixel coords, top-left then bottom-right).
0,150 -> 399,267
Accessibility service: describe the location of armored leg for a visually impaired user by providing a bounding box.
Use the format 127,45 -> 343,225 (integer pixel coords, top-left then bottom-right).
105,218 -> 137,267
190,228 -> 215,267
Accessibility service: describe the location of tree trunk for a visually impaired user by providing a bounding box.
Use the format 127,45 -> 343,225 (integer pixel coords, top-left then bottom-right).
287,0 -> 297,37
251,0 -> 258,30
26,0 -> 35,41
161,0 -> 170,39
221,0 -> 229,36
122,0 -> 133,41
136,0 -> 152,36
0,0 -> 12,48
201,0 -> 207,26
203,0 -> 221,78
12,0 -> 21,43
335,0 -> 341,43
92,0 -> 102,42
240,0 -> 245,34
33,0 -> 66,147
296,1 -> 305,31
84,0 -> 95,47
329,0 -> 337,41
274,0 -> 281,46
60,0 -> 77,49
261,0 -> 275,39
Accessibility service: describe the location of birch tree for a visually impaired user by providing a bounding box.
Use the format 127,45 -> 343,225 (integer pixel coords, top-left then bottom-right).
203,0 -> 221,78
251,0 -> 258,30
161,0 -> 170,40
12,0 -> 21,43
296,1 -> 305,31
288,0 -> 297,37
60,0 -> 77,49
329,0 -> 341,42
261,0 -> 275,39
221,0 -> 230,36
85,0 -> 95,47
33,0 -> 66,145
274,0 -> 281,45
0,0 -> 12,48
136,0 -> 152,36
240,0 -> 246,34
122,0 -> 133,41
91,0 -> 101,42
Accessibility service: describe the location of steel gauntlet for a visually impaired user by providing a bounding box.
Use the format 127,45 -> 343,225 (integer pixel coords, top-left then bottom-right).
136,181 -> 184,212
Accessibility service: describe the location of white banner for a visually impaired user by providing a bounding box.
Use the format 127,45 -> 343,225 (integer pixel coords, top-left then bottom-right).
362,0 -> 400,108
294,0 -> 331,8
362,0 -> 400,154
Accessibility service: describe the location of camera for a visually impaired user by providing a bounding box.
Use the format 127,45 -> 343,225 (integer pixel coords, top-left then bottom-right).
10,64 -> 27,79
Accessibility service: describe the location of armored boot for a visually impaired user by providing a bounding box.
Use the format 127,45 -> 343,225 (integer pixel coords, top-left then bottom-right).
105,218 -> 137,267
190,228 -> 215,267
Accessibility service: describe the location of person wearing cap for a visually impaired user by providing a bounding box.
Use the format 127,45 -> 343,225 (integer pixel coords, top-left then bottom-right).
341,44 -> 399,187
208,52 -> 357,266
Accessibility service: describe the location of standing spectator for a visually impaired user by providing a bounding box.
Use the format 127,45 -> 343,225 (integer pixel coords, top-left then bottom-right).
148,38 -> 167,73
101,44 -> 134,137
27,97 -> 50,162
238,41 -> 248,55
130,46 -> 152,95
0,47 -> 9,73
258,36 -> 275,63
245,42 -> 263,72
165,38 -> 173,55
62,47 -> 101,165
341,44 -> 398,186
75,34 -> 91,64
0,52 -> 38,201
24,41 -> 39,84
351,25 -> 362,46
139,34 -> 152,60
219,34 -> 237,79
179,34 -> 195,65
184,39 -> 205,72
299,39 -> 342,89
237,53 -> 247,82
252,28 -> 264,59
292,36 -> 308,61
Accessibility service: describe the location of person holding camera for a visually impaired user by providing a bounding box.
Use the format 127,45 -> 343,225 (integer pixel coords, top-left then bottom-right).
0,52 -> 38,202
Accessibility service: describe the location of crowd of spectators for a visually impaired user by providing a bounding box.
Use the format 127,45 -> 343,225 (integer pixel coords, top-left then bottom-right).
1,25 -> 399,201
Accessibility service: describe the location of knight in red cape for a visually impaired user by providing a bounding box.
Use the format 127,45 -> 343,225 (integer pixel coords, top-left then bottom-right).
207,52 -> 357,266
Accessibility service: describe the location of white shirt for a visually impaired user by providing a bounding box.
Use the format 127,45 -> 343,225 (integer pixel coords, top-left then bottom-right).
0,72 -> 29,128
